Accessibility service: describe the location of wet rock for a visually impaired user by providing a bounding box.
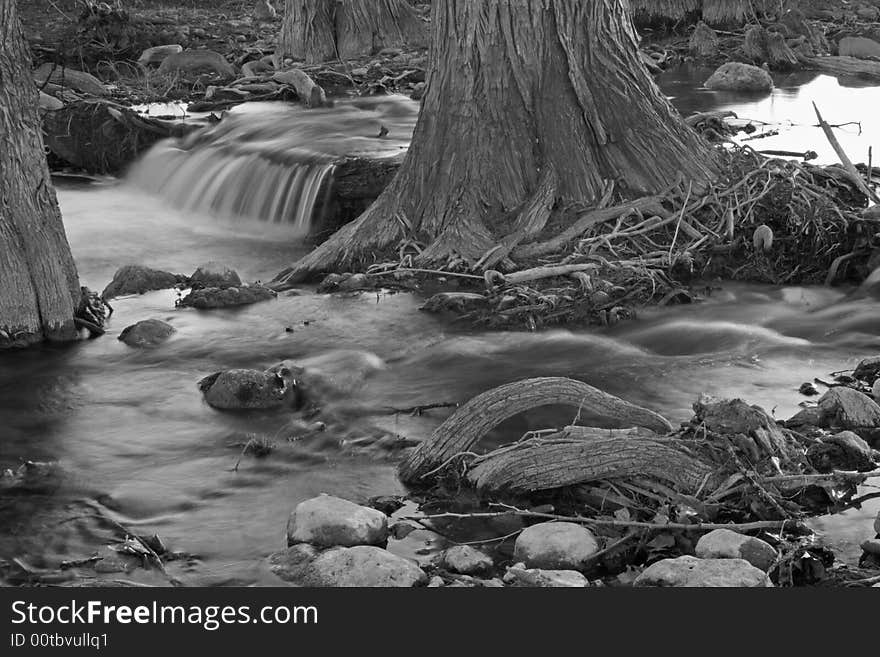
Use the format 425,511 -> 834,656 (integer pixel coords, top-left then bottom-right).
138,44 -> 184,66
368,495 -> 406,516
102,265 -> 182,299
821,431 -> 875,470
189,262 -> 242,288
427,576 -> 444,587
695,529 -> 777,571
634,556 -> 773,587
503,565 -> 589,588
694,394 -> 790,457
817,387 -> 880,432
198,367 -> 299,410
838,36 -> 880,60
118,319 -> 175,348
854,356 -> 880,384
270,545 -> 426,587
861,539 -> 880,556
513,522 -> 599,571
441,546 -> 494,576
799,382 -> 820,396
785,405 -> 824,429
287,495 -> 389,548
704,62 -> 774,92
178,284 -> 276,309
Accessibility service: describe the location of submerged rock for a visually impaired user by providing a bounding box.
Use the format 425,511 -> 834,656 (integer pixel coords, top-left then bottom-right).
513,522 -> 599,571
102,265 -> 182,299
441,546 -> 494,576
704,62 -> 774,92
198,367 -> 299,410
178,284 -> 276,309
270,544 -> 426,587
695,529 -> 777,572
503,566 -> 589,588
287,495 -> 389,548
118,319 -> 175,348
189,262 -> 242,289
634,556 -> 773,587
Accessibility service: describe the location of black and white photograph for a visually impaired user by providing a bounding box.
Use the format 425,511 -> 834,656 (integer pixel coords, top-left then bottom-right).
2,0 -> 880,632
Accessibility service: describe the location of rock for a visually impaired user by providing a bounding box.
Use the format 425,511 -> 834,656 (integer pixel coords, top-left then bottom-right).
875,509 -> 880,535
817,387 -> 880,431
838,36 -> 880,60
704,62 -> 774,92
118,319 -> 175,348
857,7 -> 880,21
861,539 -> 880,556
854,356 -> 880,384
441,546 -> 494,576
198,367 -> 299,410
189,262 -> 241,288
137,44 -> 184,66
33,63 -> 108,97
786,405 -> 824,428
799,382 -> 820,396
513,522 -> 599,571
694,394 -> 791,457
427,576 -> 444,587
39,91 -> 63,112
823,431 -> 875,468
503,566 -> 589,587
695,529 -> 777,571
157,49 -> 235,78
634,556 -> 773,587
287,495 -> 389,548
270,545 -> 426,587
102,265 -> 182,299
337,273 -> 370,291
178,284 -> 276,309
253,0 -> 277,21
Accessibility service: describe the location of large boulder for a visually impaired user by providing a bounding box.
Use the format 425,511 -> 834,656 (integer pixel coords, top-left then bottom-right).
838,36 -> 880,60
503,566 -> 589,588
269,544 -> 426,587
102,265 -> 182,299
178,285 -> 276,309
817,387 -> 880,431
198,367 -> 300,410
118,319 -> 175,348
441,546 -> 494,576
513,522 -> 599,571
695,529 -> 777,571
189,262 -> 242,289
287,495 -> 389,548
704,62 -> 774,92
634,556 -> 773,587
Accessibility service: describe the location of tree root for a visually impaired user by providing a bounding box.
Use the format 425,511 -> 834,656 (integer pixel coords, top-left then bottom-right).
398,377 -> 674,483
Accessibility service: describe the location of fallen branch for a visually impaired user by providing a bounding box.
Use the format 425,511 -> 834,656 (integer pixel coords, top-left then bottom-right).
813,102 -> 880,204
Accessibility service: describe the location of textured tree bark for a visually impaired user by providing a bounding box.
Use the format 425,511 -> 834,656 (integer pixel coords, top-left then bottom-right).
274,0 -> 719,286
398,377 -> 674,483
280,0 -> 426,64
0,0 -> 80,348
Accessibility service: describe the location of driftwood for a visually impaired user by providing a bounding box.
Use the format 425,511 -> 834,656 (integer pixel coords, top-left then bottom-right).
398,377 -> 674,483
466,426 -> 714,494
272,69 -> 328,108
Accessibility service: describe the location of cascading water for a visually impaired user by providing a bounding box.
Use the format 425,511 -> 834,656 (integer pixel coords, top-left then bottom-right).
125,96 -> 419,234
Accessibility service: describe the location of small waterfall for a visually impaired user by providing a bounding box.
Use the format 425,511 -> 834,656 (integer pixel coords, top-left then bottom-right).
129,143 -> 335,232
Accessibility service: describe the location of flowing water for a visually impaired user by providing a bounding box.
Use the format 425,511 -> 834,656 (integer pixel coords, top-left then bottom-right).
2,75 -> 880,586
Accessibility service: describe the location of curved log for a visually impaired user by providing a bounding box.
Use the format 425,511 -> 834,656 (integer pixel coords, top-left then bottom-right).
398,377 -> 674,483
467,427 -> 713,494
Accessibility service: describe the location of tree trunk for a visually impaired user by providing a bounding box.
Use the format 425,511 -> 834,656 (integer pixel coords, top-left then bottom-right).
274,0 -> 719,285
280,0 -> 427,64
0,0 -> 80,348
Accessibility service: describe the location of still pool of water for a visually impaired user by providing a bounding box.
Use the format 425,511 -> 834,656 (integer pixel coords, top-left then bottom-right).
2,74 -> 879,586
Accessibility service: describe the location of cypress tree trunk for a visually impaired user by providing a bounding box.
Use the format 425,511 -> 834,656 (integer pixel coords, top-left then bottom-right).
280,0 -> 426,64
0,0 -> 80,348
275,0 -> 719,285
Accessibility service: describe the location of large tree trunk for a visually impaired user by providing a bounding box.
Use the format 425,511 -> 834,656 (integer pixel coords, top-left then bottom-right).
280,0 -> 427,64
0,0 -> 80,348
274,0 -> 719,285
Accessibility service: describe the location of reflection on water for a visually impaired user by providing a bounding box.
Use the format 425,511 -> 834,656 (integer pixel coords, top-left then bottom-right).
2,76 -> 880,585
663,68 -> 880,165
